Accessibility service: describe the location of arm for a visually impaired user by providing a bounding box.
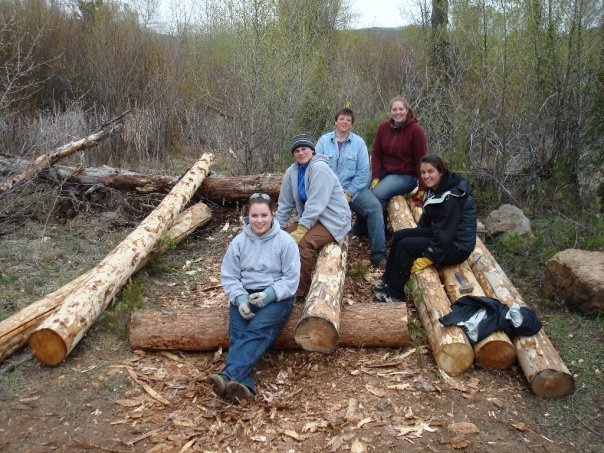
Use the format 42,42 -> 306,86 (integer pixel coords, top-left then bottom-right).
423,197 -> 463,263
298,164 -> 336,229
271,233 -> 301,300
220,238 -> 247,302
346,138 -> 371,198
276,168 -> 295,228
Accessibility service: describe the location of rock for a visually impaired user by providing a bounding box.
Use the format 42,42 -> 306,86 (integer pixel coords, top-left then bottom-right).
485,204 -> 533,240
543,249 -> 604,315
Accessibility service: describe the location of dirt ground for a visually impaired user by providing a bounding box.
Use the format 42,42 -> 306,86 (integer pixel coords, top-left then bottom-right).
1,206 -> 602,452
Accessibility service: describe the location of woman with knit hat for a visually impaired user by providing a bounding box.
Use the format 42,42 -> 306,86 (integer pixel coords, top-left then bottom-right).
276,134 -> 351,300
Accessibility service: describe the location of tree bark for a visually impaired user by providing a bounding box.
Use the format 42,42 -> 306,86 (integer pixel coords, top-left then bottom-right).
440,262 -> 517,370
467,239 -> 575,397
0,156 -> 282,201
389,196 -> 474,375
0,113 -> 128,193
129,303 -> 409,351
294,240 -> 349,353
27,154 -> 215,366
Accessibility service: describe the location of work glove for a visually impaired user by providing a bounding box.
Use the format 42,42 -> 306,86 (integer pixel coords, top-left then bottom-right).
249,287 -> 277,308
233,294 -> 255,320
344,192 -> 352,202
411,257 -> 433,273
290,225 -> 309,244
370,178 -> 380,190
411,190 -> 425,207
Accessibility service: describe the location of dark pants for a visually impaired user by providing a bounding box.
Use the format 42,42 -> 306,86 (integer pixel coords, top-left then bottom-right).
383,227 -> 471,298
222,295 -> 294,392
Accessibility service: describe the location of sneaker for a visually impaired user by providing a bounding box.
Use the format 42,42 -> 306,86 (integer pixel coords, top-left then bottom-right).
225,381 -> 254,403
371,280 -> 386,293
373,291 -> 400,303
207,373 -> 229,398
371,258 -> 386,270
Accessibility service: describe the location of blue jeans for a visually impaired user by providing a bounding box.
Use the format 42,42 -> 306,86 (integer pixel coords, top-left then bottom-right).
350,188 -> 386,261
372,174 -> 418,211
222,296 -> 294,392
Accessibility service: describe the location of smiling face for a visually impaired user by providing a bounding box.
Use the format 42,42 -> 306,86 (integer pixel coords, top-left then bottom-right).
248,202 -> 273,236
293,146 -> 313,165
335,114 -> 353,136
389,101 -> 408,123
420,162 -> 444,190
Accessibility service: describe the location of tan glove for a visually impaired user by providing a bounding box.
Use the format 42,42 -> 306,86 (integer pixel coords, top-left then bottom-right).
370,178 -> 380,190
290,225 -> 309,244
411,257 -> 433,273
345,192 -> 352,202
411,190 -> 425,207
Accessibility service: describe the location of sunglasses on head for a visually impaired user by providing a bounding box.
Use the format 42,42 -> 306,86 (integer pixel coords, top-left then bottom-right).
250,193 -> 271,201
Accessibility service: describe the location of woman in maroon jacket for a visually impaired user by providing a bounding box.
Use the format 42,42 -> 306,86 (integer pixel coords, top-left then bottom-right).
370,96 -> 427,211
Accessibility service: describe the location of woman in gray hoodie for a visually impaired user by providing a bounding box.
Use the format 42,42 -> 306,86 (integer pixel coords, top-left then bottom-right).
209,193 -> 300,403
276,134 -> 351,300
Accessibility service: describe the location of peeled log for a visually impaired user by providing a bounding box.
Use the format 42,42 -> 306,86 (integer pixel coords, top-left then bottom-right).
129,303 -> 408,351
294,240 -> 348,353
440,263 -> 517,370
468,239 -> 574,397
28,154 -> 215,365
0,202 -> 211,362
389,196 -> 474,375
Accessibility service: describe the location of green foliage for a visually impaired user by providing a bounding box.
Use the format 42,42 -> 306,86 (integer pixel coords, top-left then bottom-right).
0,368 -> 24,401
349,263 -> 369,281
99,278 -> 145,339
499,232 -> 534,256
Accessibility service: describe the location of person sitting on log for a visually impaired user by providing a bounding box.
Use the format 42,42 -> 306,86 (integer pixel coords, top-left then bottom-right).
276,134 -> 351,302
208,193 -> 300,403
373,154 -> 477,303
315,107 -> 387,269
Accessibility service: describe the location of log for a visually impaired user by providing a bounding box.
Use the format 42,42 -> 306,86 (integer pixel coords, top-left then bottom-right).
0,202 -> 212,362
440,263 -> 517,370
294,240 -> 348,353
389,196 -> 474,375
0,112 -> 129,193
468,239 -> 575,397
129,303 -> 409,351
27,154 -> 215,365
0,156 -> 282,201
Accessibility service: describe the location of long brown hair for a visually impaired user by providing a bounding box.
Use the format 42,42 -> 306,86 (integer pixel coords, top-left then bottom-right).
389,95 -> 415,119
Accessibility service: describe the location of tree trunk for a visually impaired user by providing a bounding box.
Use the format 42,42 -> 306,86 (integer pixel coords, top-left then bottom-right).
440,262 -> 517,370
389,196 -> 474,375
0,156 -> 282,202
129,303 -> 408,351
0,113 -> 128,193
27,155 -> 215,366
0,201 -> 211,362
468,238 -> 575,397
294,240 -> 348,353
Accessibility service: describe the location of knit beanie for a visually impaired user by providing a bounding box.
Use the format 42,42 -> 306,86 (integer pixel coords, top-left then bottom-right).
291,134 -> 315,154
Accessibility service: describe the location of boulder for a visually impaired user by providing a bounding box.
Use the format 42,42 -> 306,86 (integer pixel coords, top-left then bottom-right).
543,249 -> 604,315
485,204 -> 533,240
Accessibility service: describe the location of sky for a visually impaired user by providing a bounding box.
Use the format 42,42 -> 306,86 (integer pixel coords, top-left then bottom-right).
349,0 -> 417,29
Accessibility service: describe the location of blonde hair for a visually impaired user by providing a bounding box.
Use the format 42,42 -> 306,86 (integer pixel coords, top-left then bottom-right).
389,95 -> 415,119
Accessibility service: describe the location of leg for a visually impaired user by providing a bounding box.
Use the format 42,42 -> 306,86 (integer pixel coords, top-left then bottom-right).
372,174 -> 418,211
350,188 -> 386,262
295,221 -> 335,297
222,297 -> 294,392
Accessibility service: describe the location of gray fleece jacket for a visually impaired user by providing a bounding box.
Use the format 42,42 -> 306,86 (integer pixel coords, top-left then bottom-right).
221,219 -> 300,303
276,154 -> 351,242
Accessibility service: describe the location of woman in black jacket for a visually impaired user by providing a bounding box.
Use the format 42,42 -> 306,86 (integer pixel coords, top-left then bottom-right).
374,155 -> 477,303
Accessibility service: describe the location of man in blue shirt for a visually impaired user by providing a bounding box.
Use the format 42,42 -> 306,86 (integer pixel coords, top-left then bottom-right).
315,108 -> 386,268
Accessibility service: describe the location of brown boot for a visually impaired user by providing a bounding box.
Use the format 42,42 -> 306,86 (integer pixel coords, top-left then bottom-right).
224,381 -> 254,403
207,374 -> 228,398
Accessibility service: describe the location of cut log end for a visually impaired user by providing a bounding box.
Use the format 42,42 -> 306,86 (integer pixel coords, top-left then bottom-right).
474,336 -> 517,370
294,318 -> 339,353
28,328 -> 67,366
530,369 -> 576,398
435,344 -> 475,376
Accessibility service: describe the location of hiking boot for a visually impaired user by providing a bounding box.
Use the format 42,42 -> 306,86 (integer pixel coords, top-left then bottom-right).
371,258 -> 386,270
373,291 -> 400,303
225,381 -> 254,403
207,373 -> 229,398
371,280 -> 386,293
